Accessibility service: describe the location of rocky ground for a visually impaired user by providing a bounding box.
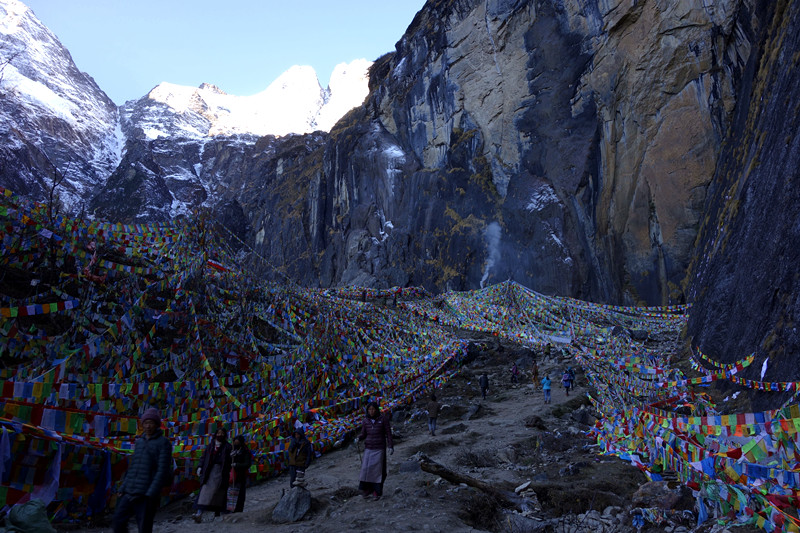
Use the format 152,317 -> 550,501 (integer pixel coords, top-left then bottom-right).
59,340 -> 759,533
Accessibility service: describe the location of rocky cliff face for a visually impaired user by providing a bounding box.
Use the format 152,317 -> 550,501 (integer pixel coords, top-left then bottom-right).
225,0 -> 752,301
687,0 -> 800,409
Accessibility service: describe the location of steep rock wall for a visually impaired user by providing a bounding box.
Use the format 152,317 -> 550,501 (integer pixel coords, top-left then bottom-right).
308,0 -> 748,301
687,0 -> 800,409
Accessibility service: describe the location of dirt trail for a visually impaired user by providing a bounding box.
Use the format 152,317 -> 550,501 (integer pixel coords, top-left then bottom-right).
67,349 -> 626,533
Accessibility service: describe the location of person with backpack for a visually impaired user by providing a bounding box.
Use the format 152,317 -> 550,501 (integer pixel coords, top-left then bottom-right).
113,407 -> 173,533
288,428 -> 312,488
562,369 -> 573,396
479,373 -> 489,399
510,362 -> 519,383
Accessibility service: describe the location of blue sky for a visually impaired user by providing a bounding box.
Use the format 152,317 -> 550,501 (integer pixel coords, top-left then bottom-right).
23,0 -> 426,105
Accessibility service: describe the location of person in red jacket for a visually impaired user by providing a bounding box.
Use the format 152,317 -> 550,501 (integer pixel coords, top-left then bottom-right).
355,401 -> 393,500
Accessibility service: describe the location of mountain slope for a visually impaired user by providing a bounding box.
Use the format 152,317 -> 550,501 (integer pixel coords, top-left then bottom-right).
0,0 -> 120,210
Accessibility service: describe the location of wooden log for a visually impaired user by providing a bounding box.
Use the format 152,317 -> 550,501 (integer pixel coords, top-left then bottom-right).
417,453 -> 531,511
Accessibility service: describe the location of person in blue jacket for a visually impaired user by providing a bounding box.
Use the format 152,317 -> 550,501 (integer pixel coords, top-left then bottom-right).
541,375 -> 552,404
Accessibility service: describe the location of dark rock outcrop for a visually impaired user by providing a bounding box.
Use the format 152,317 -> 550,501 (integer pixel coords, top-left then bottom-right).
686,0 -> 800,410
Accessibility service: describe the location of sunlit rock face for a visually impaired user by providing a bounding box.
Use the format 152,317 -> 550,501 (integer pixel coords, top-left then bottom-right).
305,0 -> 751,301
82,0 -> 771,302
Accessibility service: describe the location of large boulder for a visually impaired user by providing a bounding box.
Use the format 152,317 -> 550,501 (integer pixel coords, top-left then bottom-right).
271,487 -> 311,523
631,481 -> 680,510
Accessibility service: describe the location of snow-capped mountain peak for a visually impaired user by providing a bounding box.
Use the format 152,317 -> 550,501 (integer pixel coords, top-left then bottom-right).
123,61 -> 371,141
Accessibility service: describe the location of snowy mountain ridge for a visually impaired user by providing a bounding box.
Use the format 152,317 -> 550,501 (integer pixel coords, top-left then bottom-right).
0,0 -> 372,212
123,60 -> 372,141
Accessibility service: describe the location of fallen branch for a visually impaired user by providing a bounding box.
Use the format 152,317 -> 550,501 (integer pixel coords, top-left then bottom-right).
416,453 -> 536,512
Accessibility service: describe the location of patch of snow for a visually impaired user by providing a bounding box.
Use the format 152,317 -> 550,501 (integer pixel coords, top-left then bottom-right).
193,163 -> 203,177
2,64 -> 78,124
526,185 -> 559,212
111,120 -> 124,162
143,126 -> 168,140
169,197 -> 191,219
392,57 -> 408,79
384,145 -> 405,159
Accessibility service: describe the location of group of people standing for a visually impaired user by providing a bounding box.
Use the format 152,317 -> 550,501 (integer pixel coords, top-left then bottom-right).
115,357 -> 576,533
192,428 -> 252,522
507,347 -> 577,405
112,410 -> 250,532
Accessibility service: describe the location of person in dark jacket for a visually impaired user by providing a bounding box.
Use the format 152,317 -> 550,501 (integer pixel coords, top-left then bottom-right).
230,435 -> 252,512
562,369 -> 573,396
193,427 -> 232,522
427,393 -> 441,436
355,401 -> 393,500
479,373 -> 489,399
113,407 -> 173,533
288,428 -> 312,487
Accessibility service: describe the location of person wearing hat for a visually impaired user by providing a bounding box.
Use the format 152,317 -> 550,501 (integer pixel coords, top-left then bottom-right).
287,427 -> 313,488
113,407 -> 173,533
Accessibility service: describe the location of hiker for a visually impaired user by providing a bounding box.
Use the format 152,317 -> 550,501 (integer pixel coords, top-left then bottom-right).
113,407 -> 173,533
541,375 -> 552,404
510,362 -> 519,383
229,435 -> 252,512
544,343 -> 552,359
193,427 -> 232,522
479,373 -> 489,399
427,393 -> 441,436
531,361 -> 539,383
355,401 -> 393,500
562,369 -> 573,396
288,428 -> 313,488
